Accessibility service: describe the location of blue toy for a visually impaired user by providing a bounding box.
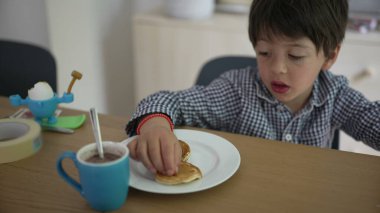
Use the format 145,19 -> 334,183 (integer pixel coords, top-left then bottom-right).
9,70 -> 82,125
9,93 -> 74,124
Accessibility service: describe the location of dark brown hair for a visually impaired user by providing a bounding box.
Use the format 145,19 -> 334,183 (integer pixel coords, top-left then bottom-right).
248,0 -> 348,57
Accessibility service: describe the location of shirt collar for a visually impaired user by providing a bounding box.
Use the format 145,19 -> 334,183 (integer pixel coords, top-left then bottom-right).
255,74 -> 277,104
309,73 -> 327,107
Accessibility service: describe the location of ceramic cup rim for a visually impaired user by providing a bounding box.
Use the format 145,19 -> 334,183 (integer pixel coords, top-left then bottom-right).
76,141 -> 129,167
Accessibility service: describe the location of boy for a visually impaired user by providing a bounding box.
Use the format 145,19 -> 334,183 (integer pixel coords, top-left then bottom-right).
126,0 -> 380,176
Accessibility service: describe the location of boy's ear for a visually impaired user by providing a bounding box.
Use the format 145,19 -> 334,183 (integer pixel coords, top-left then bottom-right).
321,45 -> 341,71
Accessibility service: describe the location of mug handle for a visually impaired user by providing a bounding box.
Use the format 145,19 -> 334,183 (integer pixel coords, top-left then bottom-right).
56,151 -> 82,193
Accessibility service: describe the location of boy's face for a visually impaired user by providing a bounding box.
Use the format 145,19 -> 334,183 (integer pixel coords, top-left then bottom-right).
255,36 -> 338,113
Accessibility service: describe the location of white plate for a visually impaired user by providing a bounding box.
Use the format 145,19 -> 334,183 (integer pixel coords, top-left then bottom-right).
121,129 -> 241,194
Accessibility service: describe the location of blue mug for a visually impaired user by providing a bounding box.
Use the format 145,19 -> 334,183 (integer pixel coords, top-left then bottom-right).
57,141 -> 129,212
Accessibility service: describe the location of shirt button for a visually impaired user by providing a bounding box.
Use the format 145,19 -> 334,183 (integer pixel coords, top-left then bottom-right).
285,134 -> 292,141
276,105 -> 285,112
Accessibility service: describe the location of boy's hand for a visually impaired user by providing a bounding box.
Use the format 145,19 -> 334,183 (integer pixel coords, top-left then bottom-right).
127,117 -> 182,176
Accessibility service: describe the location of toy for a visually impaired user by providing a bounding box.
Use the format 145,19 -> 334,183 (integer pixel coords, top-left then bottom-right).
9,70 -> 82,124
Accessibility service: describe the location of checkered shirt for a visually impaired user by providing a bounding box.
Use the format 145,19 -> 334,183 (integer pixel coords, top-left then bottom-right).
126,66 -> 380,150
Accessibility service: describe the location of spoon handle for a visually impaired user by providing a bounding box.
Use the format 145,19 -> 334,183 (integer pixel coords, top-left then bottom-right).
89,108 -> 104,158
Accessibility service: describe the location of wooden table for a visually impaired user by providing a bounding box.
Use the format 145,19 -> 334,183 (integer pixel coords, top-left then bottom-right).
1,96 -> 380,213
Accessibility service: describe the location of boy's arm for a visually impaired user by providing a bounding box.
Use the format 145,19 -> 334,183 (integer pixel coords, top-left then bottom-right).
333,86 -> 380,150
126,69 -> 245,136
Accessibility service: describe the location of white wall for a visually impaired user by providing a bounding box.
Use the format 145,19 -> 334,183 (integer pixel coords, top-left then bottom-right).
46,0 -> 134,116
0,0 -> 49,49
349,0 -> 380,12
45,0 -> 165,116
132,0 -> 164,14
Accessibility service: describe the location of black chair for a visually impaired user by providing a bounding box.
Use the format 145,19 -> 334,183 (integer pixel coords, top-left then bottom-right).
195,55 -> 340,149
195,56 -> 257,86
331,130 -> 340,150
0,40 -> 57,98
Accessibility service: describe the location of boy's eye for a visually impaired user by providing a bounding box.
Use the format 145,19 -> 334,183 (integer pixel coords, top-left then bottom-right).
258,51 -> 269,57
289,54 -> 304,60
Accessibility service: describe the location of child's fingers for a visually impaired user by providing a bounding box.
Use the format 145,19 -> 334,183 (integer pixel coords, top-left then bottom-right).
160,134 -> 178,176
147,139 -> 165,174
174,141 -> 182,168
136,137 -> 157,174
127,139 -> 138,160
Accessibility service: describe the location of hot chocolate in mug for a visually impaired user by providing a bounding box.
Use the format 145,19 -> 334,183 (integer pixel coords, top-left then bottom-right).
56,141 -> 129,212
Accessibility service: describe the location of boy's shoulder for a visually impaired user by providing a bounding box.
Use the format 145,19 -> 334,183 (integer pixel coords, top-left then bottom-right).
219,65 -> 258,83
315,70 -> 350,102
319,71 -> 349,89
217,66 -> 264,97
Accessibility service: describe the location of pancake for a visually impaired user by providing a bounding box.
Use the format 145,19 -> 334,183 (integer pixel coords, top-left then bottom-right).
179,140 -> 191,161
155,161 -> 202,185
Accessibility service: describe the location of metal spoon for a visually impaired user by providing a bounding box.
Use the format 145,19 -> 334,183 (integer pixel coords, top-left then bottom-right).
89,108 -> 104,159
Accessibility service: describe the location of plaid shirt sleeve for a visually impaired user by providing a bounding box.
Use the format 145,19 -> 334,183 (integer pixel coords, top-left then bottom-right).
126,69 -> 247,135
332,84 -> 380,150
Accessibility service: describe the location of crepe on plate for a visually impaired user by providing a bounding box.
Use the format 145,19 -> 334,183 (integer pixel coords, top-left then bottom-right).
179,139 -> 191,161
155,140 -> 202,185
155,161 -> 202,185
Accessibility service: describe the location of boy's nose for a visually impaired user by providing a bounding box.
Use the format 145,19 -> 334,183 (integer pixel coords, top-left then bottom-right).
270,57 -> 287,74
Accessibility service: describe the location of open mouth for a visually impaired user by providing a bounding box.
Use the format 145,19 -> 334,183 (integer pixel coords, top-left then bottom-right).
271,80 -> 290,94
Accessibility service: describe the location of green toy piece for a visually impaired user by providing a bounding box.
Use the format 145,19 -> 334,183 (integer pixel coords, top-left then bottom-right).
41,114 -> 86,129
